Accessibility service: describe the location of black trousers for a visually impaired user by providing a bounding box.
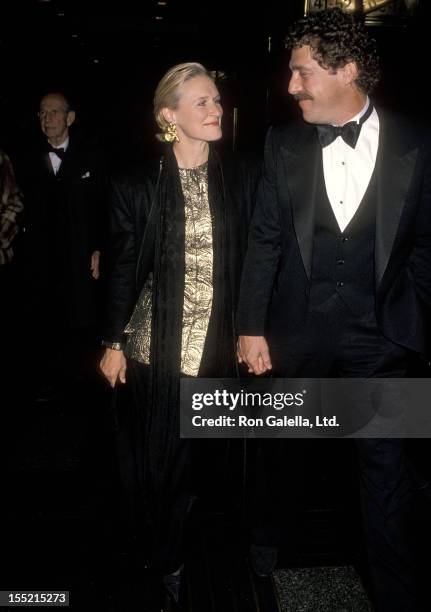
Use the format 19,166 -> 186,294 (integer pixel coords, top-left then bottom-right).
257,295 -> 422,612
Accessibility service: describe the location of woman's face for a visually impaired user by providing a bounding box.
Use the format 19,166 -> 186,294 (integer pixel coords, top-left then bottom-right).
167,75 -> 223,143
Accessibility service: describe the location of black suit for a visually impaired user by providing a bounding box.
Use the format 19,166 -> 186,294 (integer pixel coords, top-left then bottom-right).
236,110 -> 431,611
17,131 -> 106,384
19,132 -> 106,327
237,111 -> 431,353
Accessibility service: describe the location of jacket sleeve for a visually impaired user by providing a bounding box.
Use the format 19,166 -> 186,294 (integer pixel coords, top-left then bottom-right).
227,152 -> 262,309
408,135 -> 431,309
235,128 -> 283,335
102,177 -> 139,344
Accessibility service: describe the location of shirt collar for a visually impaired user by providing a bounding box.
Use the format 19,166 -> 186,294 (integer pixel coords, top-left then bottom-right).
348,97 -> 370,125
49,136 -> 69,151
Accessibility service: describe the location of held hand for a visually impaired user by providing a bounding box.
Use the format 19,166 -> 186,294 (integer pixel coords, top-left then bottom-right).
237,335 -> 272,375
100,348 -> 127,388
90,250 -> 100,279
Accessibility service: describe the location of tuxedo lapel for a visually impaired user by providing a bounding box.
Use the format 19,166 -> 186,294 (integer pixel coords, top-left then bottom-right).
281,126 -> 321,279
55,147 -> 74,180
40,150 -> 55,177
375,112 -> 418,286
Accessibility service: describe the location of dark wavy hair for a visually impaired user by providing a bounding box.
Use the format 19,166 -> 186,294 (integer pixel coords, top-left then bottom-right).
285,8 -> 380,94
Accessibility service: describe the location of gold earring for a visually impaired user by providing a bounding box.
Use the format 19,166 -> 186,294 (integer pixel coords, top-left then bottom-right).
163,122 -> 179,143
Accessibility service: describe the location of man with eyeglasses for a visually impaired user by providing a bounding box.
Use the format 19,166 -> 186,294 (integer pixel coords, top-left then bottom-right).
17,91 -> 106,401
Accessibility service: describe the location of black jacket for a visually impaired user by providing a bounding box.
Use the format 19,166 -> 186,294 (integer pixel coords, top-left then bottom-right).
103,151 -> 261,344
236,110 -> 431,355
17,131 -> 106,327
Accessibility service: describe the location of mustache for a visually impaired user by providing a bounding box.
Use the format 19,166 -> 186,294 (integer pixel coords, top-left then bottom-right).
293,93 -> 313,101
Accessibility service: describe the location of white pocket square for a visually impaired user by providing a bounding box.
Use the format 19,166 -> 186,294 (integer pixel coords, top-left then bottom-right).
81,171 -> 91,179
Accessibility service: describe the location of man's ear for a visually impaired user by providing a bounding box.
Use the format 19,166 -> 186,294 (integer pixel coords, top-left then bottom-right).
343,61 -> 359,87
66,110 -> 76,127
162,107 -> 175,124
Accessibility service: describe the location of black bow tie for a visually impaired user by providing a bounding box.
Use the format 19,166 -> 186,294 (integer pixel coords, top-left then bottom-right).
46,143 -> 66,160
316,103 -> 374,149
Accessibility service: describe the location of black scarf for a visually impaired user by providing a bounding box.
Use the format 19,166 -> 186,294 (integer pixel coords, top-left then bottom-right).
144,144 -> 235,502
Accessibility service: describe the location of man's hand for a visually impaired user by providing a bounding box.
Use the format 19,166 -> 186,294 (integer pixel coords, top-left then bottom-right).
90,250 -> 100,279
100,348 -> 127,387
237,335 -> 272,375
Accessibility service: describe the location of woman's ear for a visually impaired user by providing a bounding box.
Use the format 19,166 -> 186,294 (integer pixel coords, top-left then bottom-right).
162,107 -> 175,124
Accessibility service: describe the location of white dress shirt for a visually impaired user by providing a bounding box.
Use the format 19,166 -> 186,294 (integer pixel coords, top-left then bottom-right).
322,98 -> 379,232
48,136 -> 69,175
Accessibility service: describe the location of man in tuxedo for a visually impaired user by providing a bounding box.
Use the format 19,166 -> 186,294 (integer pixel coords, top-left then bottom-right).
18,92 -> 106,399
236,8 -> 430,612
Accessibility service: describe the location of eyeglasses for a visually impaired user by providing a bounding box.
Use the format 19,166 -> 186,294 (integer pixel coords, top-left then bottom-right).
38,109 -> 69,119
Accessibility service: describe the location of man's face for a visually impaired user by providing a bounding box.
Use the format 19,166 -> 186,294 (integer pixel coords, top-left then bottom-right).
288,45 -> 348,125
167,75 -> 223,144
39,94 -> 75,144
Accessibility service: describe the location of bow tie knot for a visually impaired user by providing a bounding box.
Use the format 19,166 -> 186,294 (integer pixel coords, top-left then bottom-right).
317,121 -> 361,149
46,143 -> 66,160
316,103 -> 374,149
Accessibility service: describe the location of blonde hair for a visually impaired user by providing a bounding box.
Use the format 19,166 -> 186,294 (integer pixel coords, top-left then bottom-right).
153,62 -> 212,140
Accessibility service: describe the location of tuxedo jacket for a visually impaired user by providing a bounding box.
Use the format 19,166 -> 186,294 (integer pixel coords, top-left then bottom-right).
17,132 -> 106,327
236,109 -> 431,355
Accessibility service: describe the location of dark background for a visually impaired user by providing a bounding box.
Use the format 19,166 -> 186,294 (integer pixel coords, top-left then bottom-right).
1,0 -> 430,166
1,2 -> 431,610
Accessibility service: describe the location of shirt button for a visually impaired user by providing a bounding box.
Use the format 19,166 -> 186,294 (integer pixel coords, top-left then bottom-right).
337,259 -> 345,265
339,200 -> 343,204
337,281 -> 344,287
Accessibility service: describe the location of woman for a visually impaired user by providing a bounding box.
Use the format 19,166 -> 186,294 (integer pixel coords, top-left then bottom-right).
100,62 -> 260,603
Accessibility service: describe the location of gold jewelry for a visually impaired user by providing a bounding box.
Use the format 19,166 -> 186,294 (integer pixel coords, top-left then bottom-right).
163,122 -> 179,143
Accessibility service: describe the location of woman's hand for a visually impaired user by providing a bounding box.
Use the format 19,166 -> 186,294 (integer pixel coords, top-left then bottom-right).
100,348 -> 127,387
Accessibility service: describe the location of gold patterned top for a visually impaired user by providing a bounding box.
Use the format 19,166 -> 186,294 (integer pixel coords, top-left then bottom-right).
124,162 -> 213,376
